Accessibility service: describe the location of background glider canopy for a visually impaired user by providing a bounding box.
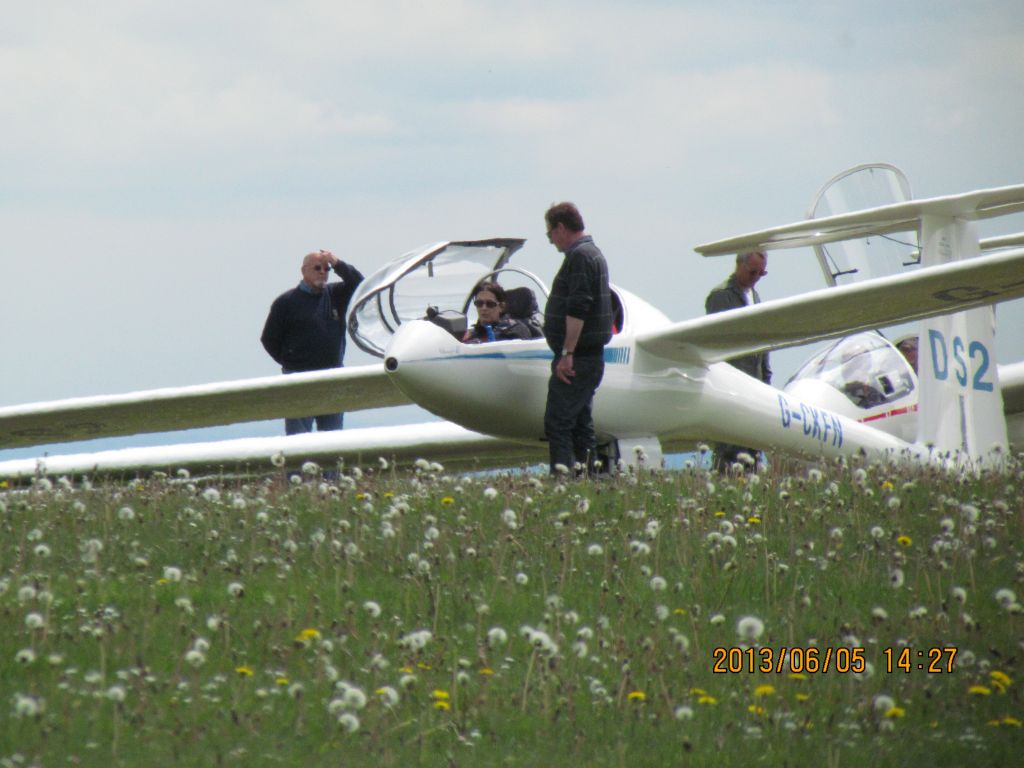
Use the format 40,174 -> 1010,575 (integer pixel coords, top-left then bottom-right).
348,239 -> 526,357
806,163 -> 919,288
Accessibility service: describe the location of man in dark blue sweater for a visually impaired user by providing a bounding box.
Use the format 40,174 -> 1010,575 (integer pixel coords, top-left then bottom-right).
542,202 -> 613,476
261,249 -> 364,434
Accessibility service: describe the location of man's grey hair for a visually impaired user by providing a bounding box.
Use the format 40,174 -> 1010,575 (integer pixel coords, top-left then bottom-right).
735,250 -> 766,265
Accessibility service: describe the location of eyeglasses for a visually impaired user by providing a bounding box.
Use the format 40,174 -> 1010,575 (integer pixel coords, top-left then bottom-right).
474,299 -> 499,308
311,265 -> 331,273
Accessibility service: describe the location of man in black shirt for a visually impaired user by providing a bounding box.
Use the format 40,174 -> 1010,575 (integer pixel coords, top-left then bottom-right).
542,202 -> 613,476
261,249 -> 364,434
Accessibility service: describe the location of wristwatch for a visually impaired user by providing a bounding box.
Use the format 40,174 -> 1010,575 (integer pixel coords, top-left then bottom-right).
561,349 -> 574,357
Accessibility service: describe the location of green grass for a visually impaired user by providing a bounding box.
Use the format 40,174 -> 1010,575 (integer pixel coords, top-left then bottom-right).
2,456 -> 1022,767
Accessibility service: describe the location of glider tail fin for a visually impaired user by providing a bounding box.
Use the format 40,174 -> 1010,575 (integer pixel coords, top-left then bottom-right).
915,215 -> 1008,466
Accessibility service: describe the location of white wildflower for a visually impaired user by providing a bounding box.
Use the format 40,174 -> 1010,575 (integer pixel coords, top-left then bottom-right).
736,615 -> 765,641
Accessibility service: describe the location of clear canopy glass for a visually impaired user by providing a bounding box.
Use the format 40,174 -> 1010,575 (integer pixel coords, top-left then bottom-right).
786,331 -> 916,410
808,164 -> 920,287
349,239 -> 547,356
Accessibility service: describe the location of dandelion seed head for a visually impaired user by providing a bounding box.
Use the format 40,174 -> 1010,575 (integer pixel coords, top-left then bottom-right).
337,712 -> 360,733
890,568 -> 905,589
106,685 -> 126,703
14,694 -> 43,718
736,615 -> 765,641
995,588 -> 1017,608
873,694 -> 896,713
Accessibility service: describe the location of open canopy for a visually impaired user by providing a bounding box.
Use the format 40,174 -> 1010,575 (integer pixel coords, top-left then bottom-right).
347,238 -> 542,356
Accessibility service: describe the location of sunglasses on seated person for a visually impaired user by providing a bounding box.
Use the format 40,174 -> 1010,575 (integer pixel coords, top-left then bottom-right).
474,299 -> 499,308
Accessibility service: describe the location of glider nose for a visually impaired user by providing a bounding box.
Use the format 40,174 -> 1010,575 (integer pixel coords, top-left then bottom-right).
385,357 -> 399,372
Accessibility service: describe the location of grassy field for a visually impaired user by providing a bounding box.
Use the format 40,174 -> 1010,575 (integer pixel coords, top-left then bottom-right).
2,455 -> 1022,767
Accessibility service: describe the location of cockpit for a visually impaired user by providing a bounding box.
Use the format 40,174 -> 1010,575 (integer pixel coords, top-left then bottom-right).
786,331 -> 915,410
348,238 -> 624,357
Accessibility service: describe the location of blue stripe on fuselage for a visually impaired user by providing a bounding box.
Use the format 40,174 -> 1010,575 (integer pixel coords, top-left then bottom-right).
417,346 -> 631,364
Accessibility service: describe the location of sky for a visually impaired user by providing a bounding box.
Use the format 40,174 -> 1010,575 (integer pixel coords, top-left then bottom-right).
3,0 -> 1024,460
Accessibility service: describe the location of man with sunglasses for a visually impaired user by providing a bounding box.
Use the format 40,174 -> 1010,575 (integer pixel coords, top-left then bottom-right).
261,249 -> 364,434
542,202 -> 613,476
704,250 -> 771,472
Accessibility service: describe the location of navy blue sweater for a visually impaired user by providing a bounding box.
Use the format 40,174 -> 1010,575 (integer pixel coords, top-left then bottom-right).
260,261 -> 364,372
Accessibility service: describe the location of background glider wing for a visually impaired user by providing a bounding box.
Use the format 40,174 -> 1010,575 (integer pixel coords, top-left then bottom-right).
0,364 -> 409,450
696,184 -> 1024,255
0,422 -> 545,479
636,246 -> 1024,363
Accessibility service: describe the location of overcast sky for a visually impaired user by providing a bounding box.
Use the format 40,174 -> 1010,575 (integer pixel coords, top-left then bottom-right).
3,1 -> 1024,459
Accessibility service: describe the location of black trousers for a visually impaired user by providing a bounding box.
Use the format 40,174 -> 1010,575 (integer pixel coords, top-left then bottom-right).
544,355 -> 605,475
713,443 -> 760,473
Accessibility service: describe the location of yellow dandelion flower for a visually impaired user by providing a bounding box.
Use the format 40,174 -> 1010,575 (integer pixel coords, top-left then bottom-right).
714,511 -> 726,517
441,496 -> 455,505
297,628 -> 321,641
433,700 -> 451,711
896,535 -> 912,547
990,670 -> 1012,687
748,704 -> 765,715
697,695 -> 718,706
157,578 -> 170,585
968,685 -> 992,696
384,492 -> 394,498
399,666 -> 414,674
747,516 -> 761,525
754,685 -> 775,698
417,662 -> 432,670
0,480 -> 9,489
627,691 -> 647,702
431,689 -> 450,700
795,693 -> 810,702
885,706 -> 906,719
689,687 -> 707,697
479,667 -> 494,676
788,673 -> 807,681
356,492 -> 368,501
235,665 -> 254,677
1001,716 -> 1022,728
275,676 -> 289,686
673,608 -> 687,615
881,481 -> 894,492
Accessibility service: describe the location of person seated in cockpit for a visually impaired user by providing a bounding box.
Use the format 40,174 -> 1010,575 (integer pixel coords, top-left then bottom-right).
462,281 -> 534,344
839,352 -> 887,408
